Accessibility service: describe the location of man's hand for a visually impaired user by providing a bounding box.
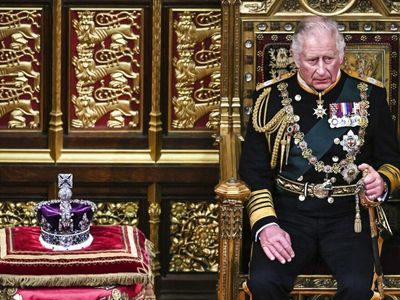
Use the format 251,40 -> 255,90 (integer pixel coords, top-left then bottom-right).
259,225 -> 295,264
358,163 -> 386,201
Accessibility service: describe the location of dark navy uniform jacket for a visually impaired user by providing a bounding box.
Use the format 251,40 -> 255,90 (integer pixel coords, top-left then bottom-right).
239,71 -> 400,239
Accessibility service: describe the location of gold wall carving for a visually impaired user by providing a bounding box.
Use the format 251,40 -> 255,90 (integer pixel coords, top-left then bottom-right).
299,0 -> 357,15
169,201 -> 218,272
92,201 -> 139,226
170,10 -> 221,130
70,9 -> 142,130
386,0 -> 400,14
291,275 -> 400,299
0,9 -> 41,130
148,201 -> 161,274
242,1 -> 274,13
0,201 -> 37,227
148,202 -> 161,224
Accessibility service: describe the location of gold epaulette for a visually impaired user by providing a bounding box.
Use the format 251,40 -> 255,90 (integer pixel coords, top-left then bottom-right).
346,72 -> 384,88
256,72 -> 295,91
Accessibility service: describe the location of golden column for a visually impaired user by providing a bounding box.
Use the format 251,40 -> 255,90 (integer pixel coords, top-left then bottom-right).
216,0 -> 250,299
215,179 -> 250,300
49,0 -> 63,161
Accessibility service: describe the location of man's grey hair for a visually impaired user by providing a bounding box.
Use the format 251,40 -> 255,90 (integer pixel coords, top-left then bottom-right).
291,16 -> 346,63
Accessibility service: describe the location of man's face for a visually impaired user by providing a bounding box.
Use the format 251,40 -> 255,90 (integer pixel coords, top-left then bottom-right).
295,30 -> 343,91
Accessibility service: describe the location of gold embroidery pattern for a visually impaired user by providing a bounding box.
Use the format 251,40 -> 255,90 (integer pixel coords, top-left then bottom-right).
247,189 -> 276,228
378,164 -> 400,193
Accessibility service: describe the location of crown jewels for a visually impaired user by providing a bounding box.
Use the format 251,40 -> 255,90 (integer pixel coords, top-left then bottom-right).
36,174 -> 97,251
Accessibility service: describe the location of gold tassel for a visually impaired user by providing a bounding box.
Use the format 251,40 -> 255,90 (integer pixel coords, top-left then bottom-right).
270,119 -> 287,169
354,194 -> 362,233
285,135 -> 291,165
280,138 -> 287,173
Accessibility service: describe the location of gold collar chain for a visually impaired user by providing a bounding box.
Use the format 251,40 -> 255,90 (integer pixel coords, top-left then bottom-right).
278,81 -> 370,184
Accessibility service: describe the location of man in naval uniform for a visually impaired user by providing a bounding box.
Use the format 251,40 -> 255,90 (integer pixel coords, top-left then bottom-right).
239,16 -> 400,300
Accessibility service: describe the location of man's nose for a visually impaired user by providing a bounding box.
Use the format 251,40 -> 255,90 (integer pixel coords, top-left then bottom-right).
316,59 -> 326,74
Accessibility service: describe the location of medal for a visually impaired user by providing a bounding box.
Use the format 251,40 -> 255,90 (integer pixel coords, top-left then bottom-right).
328,102 -> 362,128
313,92 -> 327,119
341,163 -> 360,183
340,129 -> 360,152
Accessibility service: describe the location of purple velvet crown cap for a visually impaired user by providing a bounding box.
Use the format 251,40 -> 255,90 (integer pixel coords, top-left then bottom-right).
36,174 -> 97,251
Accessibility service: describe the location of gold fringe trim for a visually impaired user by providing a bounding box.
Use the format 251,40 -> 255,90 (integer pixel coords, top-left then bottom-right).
0,273 -> 151,288
145,239 -> 155,261
144,239 -> 155,285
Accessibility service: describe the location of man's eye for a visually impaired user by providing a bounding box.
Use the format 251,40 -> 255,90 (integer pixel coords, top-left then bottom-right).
324,57 -> 333,63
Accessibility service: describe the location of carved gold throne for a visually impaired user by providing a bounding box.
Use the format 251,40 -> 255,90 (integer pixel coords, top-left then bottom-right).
215,1 -> 400,299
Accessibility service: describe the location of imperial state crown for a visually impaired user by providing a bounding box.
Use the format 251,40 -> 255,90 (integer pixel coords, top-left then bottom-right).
36,174 -> 97,251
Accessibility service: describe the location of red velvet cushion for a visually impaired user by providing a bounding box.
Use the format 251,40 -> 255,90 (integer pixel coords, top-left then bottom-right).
12,285 -> 144,300
0,225 -> 153,287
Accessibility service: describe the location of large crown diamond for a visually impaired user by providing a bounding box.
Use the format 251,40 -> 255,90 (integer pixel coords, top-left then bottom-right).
36,174 -> 97,251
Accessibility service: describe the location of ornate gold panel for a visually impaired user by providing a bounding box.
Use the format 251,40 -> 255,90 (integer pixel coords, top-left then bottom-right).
299,0 -> 357,15
240,0 -> 379,15
0,201 -> 38,227
0,9 -> 41,130
292,274 -> 400,299
92,201 -> 139,226
169,201 -> 218,272
69,8 -> 143,131
169,9 -> 221,132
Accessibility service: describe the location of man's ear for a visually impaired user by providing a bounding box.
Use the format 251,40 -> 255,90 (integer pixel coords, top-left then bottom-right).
340,47 -> 346,64
290,49 -> 300,68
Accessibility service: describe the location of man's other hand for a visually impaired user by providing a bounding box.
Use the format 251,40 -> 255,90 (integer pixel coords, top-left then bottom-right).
358,163 -> 386,201
259,225 -> 295,264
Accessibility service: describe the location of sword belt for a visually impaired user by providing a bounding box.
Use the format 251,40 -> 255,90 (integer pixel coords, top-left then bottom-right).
276,175 -> 358,199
